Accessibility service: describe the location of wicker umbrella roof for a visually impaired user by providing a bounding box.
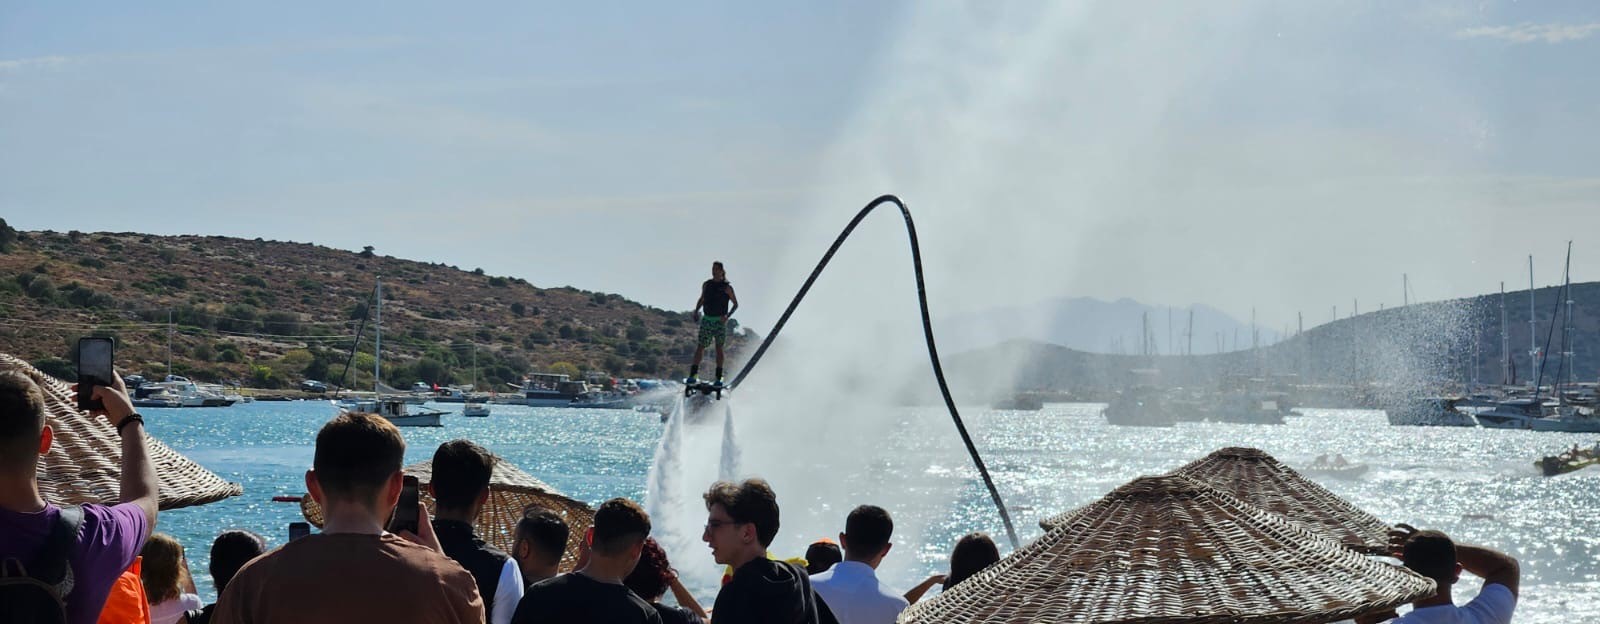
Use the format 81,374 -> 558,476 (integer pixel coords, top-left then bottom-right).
301,457 -> 595,572
1043,448 -> 1391,554
1173,447 -> 1391,554
4,353 -> 243,510
905,475 -> 1432,624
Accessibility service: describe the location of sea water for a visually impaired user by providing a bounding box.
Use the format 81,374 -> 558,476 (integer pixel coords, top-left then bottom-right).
149,401 -> 1597,621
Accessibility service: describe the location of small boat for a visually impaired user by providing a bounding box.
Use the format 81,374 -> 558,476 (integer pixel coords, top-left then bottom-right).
1103,387 -> 1175,427
1204,392 -> 1286,425
1474,398 -> 1549,429
334,398 -> 445,427
462,401 -> 490,417
1535,444 -> 1600,476
1304,455 -> 1367,478
569,391 -> 632,410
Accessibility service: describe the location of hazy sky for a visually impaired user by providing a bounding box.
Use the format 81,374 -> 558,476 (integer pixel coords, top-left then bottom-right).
4,1 -> 1599,335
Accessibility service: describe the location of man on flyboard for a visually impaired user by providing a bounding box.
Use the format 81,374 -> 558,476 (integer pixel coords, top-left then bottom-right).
686,261 -> 738,389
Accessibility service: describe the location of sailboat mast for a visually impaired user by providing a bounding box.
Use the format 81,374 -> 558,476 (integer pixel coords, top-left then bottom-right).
1186,308 -> 1194,356
1562,242 -> 1575,390
1528,256 -> 1538,388
374,277 -> 382,394
1500,282 -> 1508,386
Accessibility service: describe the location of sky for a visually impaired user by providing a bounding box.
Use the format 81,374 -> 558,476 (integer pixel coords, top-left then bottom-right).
4,0 -> 1600,338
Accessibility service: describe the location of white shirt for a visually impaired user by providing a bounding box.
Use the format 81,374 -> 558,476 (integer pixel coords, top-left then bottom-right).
492,558 -> 525,624
810,561 -> 909,624
149,592 -> 203,624
1394,584 -> 1516,624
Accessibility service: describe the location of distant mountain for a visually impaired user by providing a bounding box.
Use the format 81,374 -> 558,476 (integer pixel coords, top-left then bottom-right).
945,282 -> 1600,397
937,297 -> 1280,354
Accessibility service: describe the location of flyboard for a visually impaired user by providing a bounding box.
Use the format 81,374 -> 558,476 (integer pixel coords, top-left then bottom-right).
682,378 -> 726,400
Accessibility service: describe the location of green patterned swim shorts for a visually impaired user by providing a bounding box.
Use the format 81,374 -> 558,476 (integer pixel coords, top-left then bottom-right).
697,315 -> 727,349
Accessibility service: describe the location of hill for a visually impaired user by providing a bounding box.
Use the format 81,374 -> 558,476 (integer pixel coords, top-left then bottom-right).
947,282 -> 1600,398
0,222 -> 748,389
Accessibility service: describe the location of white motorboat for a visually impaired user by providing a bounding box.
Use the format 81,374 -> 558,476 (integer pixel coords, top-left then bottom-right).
335,398 -> 445,427
1474,399 -> 1550,429
462,400 -> 490,417
1527,406 -> 1600,433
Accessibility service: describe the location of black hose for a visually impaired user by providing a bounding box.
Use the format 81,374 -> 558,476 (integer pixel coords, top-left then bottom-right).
726,194 -> 1020,548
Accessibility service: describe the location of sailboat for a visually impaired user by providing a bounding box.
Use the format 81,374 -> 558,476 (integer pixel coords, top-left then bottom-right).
461,345 -> 491,417
333,278 -> 445,427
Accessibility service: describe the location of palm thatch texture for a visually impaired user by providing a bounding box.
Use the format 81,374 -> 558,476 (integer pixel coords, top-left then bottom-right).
4,353 -> 243,510
301,458 -> 595,572
904,475 -> 1432,624
1171,447 -> 1391,554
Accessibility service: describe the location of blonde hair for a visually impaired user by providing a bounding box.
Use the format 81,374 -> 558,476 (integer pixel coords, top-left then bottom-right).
139,533 -> 188,604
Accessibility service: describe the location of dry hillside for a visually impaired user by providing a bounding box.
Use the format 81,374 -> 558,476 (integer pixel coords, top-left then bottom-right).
0,222 -> 748,389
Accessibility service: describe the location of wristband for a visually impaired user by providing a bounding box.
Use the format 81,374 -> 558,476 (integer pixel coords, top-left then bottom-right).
116,413 -> 145,435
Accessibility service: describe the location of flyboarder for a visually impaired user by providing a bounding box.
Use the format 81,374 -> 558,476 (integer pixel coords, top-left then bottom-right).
687,261 -> 738,388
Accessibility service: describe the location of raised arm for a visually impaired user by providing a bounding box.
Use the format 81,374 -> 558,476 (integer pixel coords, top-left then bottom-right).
667,573 -> 708,619
91,373 -> 159,537
1456,543 -> 1520,597
903,573 -> 947,604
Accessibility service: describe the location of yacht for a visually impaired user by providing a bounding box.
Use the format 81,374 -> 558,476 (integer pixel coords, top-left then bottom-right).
1527,406 -> 1600,433
1474,398 -> 1550,429
1204,391 -> 1287,425
521,373 -> 588,407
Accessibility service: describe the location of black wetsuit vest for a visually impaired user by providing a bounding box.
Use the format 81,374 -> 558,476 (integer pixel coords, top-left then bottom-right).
702,280 -> 732,317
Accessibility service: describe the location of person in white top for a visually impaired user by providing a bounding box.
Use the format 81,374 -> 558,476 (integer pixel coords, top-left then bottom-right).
1358,524 -> 1519,624
810,505 -> 909,624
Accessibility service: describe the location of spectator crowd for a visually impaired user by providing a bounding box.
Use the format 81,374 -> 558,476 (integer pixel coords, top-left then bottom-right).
1,370 -> 1520,623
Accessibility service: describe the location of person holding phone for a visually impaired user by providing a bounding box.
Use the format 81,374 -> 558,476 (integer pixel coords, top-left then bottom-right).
213,413 -> 484,624
0,362 -> 159,624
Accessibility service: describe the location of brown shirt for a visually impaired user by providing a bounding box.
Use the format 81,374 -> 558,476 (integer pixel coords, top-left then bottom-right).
212,533 -> 484,624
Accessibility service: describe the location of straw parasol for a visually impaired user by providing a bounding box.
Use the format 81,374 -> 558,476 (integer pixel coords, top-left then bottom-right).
300,457 -> 595,572
1170,447 -> 1391,554
4,353 -> 243,510
905,475 -> 1433,624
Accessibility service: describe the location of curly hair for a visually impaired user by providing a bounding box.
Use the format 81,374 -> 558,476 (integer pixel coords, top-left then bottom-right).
622,537 -> 675,602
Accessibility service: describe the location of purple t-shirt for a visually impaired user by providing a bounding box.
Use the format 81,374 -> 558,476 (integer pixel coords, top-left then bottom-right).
0,502 -> 149,624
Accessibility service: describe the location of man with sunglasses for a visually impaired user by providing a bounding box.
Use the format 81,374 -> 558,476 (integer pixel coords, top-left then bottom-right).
701,479 -> 836,624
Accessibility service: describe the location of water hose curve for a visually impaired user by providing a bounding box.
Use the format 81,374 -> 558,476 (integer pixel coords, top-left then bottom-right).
726,194 -> 1020,548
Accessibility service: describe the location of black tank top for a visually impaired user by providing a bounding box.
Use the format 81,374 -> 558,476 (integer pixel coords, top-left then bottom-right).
702,279 -> 731,316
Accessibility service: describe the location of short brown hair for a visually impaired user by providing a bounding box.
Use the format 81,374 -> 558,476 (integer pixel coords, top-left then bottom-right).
703,478 -> 780,547
0,371 -> 47,469
1403,530 -> 1458,582
313,413 -> 405,503
591,498 -> 650,555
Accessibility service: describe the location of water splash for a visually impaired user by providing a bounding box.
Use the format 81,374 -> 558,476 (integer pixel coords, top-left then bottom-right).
719,405 -> 742,481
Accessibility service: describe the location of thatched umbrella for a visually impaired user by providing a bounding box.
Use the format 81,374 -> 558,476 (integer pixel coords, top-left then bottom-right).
904,475 -> 1432,624
1173,447 -> 1390,554
301,458 -> 595,572
3,353 -> 243,510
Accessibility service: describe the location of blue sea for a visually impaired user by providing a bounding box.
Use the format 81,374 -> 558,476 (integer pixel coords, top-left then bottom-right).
149,402 -> 1597,622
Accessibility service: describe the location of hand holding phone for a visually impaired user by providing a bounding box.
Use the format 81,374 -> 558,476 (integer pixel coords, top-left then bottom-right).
388,475 -> 421,535
75,337 -> 116,412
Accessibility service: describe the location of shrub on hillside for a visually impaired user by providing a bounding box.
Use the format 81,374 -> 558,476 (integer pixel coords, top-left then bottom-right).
32,357 -> 74,381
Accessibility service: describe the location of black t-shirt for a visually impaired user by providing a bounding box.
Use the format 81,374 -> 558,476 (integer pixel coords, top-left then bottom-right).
511,573 -> 663,624
712,559 -> 837,624
652,603 -> 704,624
701,280 -> 732,317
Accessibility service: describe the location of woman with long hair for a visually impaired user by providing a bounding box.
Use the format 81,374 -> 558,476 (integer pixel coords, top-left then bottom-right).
140,533 -> 202,624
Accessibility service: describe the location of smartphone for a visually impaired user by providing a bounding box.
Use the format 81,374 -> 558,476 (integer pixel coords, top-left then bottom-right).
76,337 -> 116,411
288,522 -> 311,542
388,475 -> 421,534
